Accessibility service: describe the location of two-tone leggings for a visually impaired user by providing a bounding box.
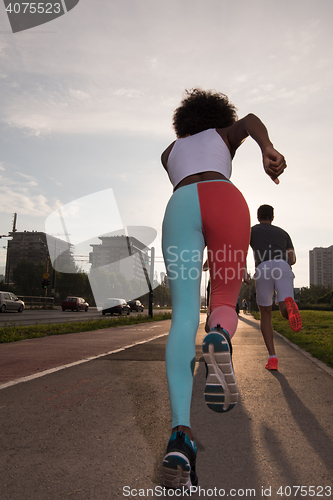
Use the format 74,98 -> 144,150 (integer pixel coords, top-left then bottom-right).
162,180 -> 250,428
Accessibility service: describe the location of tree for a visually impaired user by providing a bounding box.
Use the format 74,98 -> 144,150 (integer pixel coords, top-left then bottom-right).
55,270 -> 88,302
316,289 -> 333,305
139,275 -> 171,307
238,279 -> 258,310
300,285 -> 332,305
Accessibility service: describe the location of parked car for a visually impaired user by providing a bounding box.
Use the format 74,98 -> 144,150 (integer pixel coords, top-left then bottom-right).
61,297 -> 89,312
0,291 -> 25,313
127,300 -> 144,312
102,298 -> 130,316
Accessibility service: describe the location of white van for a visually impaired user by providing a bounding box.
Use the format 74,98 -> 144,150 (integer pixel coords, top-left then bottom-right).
0,291 -> 25,313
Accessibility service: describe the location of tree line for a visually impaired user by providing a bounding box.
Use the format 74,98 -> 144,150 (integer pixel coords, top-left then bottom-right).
239,279 -> 333,312
1,258 -> 171,308
3,259 -> 332,311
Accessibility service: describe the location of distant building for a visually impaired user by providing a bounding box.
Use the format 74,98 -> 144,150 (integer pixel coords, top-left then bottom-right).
160,271 -> 169,289
309,245 -> 333,288
5,231 -> 73,282
89,235 -> 150,282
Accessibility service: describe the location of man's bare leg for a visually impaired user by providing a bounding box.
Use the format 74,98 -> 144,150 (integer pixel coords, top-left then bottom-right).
278,301 -> 289,320
259,305 -> 276,356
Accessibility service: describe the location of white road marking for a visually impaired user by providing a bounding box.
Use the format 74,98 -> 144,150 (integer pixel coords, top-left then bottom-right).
0,332 -> 168,390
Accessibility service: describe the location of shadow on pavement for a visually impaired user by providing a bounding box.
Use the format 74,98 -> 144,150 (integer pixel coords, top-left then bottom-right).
191,360 -> 263,495
238,313 -> 261,328
270,370 -> 333,472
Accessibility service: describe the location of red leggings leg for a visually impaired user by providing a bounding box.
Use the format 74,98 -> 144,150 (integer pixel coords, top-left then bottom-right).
197,181 -> 251,337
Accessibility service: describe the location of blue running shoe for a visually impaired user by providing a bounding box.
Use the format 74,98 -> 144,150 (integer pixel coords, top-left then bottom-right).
202,325 -> 238,412
163,431 -> 198,490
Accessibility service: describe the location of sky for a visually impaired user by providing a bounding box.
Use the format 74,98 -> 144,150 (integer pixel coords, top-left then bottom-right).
0,0 -> 332,289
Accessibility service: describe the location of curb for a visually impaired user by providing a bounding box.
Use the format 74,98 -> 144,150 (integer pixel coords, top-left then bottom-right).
273,329 -> 333,378
246,313 -> 333,379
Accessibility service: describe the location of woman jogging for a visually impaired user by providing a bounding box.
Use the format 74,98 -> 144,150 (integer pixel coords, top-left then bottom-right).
161,89 -> 286,490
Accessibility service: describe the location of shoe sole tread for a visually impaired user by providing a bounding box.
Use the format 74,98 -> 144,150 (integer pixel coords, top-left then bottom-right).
163,452 -> 192,489
202,331 -> 238,412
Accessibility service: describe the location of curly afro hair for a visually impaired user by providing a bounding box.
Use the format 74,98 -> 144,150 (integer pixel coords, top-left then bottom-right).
173,88 -> 238,138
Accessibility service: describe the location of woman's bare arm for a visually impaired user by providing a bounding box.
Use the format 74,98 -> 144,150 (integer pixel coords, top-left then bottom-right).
225,114 -> 287,184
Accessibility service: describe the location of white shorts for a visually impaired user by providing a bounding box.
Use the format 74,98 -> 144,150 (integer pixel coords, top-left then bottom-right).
254,260 -> 295,307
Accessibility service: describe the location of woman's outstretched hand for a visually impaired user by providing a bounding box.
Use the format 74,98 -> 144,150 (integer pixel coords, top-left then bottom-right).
262,145 -> 287,184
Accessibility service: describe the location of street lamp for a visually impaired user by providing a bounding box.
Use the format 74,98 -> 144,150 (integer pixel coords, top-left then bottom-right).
126,236 -> 155,318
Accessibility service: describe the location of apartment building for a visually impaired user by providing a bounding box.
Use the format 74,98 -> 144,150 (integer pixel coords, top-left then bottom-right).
5,231 -> 73,282
309,245 -> 333,288
89,235 -> 150,282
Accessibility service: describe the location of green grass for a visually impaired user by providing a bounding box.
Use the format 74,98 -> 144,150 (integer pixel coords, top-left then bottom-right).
0,313 -> 172,344
4,309 -> 333,370
251,310 -> 333,369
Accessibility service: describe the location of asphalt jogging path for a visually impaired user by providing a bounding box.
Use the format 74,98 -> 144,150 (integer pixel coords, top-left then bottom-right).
0,313 -> 333,500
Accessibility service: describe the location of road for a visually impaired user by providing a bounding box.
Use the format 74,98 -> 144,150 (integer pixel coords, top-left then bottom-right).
1,313 -> 332,500
0,307 -> 170,327
0,316 -> 172,385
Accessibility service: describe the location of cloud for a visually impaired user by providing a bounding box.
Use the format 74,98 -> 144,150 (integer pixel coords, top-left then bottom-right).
0,186 -> 53,216
244,80 -> 326,107
1,74 -> 173,136
113,88 -> 144,98
284,19 -> 321,58
0,167 -> 54,216
16,172 -> 38,186
0,2 -> 330,139
69,88 -> 91,101
49,176 -> 62,186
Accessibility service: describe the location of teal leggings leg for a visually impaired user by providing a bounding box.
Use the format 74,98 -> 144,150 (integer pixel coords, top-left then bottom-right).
162,184 -> 205,428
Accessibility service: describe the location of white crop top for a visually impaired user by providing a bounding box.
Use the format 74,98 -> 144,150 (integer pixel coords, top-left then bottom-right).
166,128 -> 232,188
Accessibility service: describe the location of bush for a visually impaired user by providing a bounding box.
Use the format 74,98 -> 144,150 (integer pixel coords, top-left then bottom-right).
299,303 -> 333,311
316,290 -> 333,305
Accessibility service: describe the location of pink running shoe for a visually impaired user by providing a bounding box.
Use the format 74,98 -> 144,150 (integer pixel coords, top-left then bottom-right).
284,297 -> 302,332
265,357 -> 278,370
